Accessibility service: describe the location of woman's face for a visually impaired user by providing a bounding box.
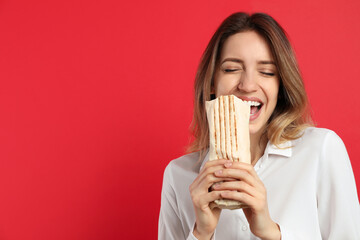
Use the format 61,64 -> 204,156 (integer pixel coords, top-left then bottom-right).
213,31 -> 279,137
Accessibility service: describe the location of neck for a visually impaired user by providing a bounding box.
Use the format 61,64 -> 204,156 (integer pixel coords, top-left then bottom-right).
249,131 -> 268,166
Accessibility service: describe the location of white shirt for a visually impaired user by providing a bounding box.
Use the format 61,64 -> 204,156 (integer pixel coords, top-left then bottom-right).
158,127 -> 360,239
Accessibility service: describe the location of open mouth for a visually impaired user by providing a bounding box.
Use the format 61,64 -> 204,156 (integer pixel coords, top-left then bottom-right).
243,100 -> 263,116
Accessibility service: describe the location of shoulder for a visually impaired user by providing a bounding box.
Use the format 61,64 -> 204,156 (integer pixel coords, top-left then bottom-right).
292,127 -> 348,162
300,126 -> 338,140
295,127 -> 344,148
163,152 -> 202,185
289,127 -> 347,159
165,151 -> 201,173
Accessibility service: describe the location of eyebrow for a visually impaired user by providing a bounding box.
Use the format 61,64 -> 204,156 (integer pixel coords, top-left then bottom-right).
221,58 -> 243,64
258,60 -> 275,65
221,58 -> 275,65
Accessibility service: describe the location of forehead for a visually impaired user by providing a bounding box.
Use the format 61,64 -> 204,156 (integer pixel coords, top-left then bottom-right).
220,31 -> 273,62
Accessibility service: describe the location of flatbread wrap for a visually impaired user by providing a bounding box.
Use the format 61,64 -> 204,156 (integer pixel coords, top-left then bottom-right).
205,95 -> 251,209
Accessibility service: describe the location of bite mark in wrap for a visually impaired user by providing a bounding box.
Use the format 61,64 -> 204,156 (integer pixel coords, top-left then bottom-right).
205,95 -> 251,209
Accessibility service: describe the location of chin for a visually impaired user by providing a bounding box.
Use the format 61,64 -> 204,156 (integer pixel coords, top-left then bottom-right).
249,124 -> 266,138
249,127 -> 259,136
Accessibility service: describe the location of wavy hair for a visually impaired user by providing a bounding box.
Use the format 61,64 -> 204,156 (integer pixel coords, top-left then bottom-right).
187,12 -> 313,159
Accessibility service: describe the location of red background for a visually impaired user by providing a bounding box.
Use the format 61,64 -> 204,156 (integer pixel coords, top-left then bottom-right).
0,0 -> 359,239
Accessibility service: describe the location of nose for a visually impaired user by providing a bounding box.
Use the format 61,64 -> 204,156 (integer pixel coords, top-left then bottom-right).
237,71 -> 257,93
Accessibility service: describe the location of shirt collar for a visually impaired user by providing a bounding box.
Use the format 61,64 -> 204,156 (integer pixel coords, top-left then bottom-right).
266,140 -> 292,157
199,140 -> 292,171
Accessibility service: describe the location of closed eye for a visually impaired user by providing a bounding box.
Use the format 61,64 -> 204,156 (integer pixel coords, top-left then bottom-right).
224,69 -> 239,73
260,72 -> 275,76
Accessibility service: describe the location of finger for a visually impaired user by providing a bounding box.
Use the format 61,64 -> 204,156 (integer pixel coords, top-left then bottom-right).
191,172 -> 236,195
209,201 -> 218,210
220,190 -> 256,207
224,161 -> 261,182
197,174 -> 237,192
191,160 -> 237,195
191,164 -> 224,188
214,168 -> 257,187
196,162 -> 232,185
198,190 -> 227,208
208,177 -> 240,191
208,178 -> 238,191
190,174 -> 237,198
200,159 -> 230,174
211,180 -> 259,198
221,190 -> 267,212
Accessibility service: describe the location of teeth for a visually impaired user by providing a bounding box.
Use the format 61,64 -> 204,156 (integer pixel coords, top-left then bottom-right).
243,100 -> 261,107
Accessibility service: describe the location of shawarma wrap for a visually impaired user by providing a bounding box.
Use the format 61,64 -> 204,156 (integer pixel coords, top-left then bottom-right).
205,95 -> 251,209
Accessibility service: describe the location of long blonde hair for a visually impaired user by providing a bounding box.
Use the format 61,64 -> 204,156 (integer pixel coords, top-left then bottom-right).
187,12 -> 313,159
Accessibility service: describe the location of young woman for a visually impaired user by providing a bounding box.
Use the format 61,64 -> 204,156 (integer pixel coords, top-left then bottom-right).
158,12 -> 360,240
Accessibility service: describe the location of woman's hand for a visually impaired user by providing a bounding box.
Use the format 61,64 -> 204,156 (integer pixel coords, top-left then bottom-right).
213,161 -> 281,240
189,159 -> 236,240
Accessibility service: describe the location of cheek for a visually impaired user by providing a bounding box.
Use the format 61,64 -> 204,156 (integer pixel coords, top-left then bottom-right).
265,80 -> 280,108
273,81 -> 280,102
215,83 -> 228,96
214,78 -> 225,96
270,86 -> 279,103
214,76 -> 238,96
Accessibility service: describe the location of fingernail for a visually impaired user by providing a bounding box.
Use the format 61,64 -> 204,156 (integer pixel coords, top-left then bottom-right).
224,162 -> 232,167
213,183 -> 220,189
215,170 -> 222,176
221,191 -> 229,197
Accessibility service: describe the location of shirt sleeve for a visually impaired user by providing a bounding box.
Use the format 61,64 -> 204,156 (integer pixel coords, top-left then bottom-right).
187,224 -> 216,240
158,163 -> 216,240
316,131 -> 360,239
277,224 -> 303,239
158,164 -> 187,240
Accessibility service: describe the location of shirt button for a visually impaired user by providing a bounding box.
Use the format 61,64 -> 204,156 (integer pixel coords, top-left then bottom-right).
242,225 -> 247,231
259,164 -> 263,168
